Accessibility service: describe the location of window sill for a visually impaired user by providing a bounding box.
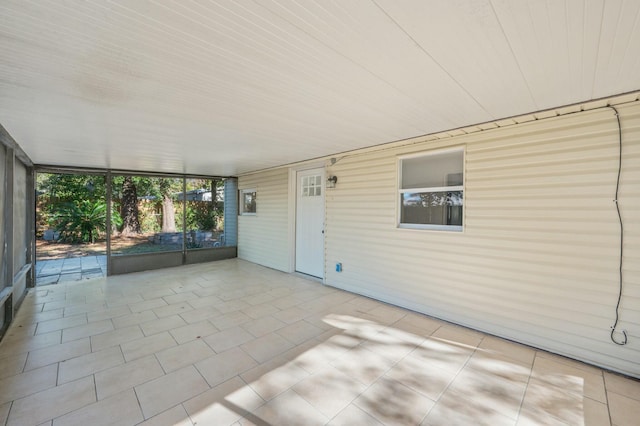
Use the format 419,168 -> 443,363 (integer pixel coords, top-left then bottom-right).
398,224 -> 463,232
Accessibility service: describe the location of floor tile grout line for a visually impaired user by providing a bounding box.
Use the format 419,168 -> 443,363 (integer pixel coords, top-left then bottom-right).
514,350 -> 538,424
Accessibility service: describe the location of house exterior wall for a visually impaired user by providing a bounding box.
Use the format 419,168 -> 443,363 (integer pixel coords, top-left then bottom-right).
237,101 -> 640,378
238,168 -> 291,272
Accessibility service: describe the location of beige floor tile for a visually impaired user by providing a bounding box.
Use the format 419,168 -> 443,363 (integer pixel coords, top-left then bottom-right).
187,294 -> 223,309
516,408 -> 569,426
354,377 -> 434,425
276,320 -> 325,345
360,326 -> 423,363
152,301 -> 193,318
0,402 -> 10,425
94,355 -> 164,400
446,365 -> 527,420
24,338 -> 90,371
140,314 -> 187,336
424,389 -> 515,426
214,299 -> 252,314
209,311 -> 252,330
90,325 -> 144,352
241,332 -> 295,364
170,320 -> 218,344
140,288 -> 175,301
330,345 -> 395,386
293,366 -> 367,418
604,371 -> 640,401
58,346 -> 124,384
7,376 -> 96,426
129,298 -> 168,313
204,326 -> 255,353
138,405 -> 193,426
466,348 -> 532,383
272,306 -> 308,324
163,292 -> 197,304
196,347 -> 257,387
2,260 -> 634,425
183,376 -> 264,425
520,377 -> 588,425
156,340 -> 214,373
327,403 -> 384,425
608,392 -> 640,426
292,334 -> 360,374
4,323 -> 37,341
86,305 -> 132,323
120,331 -> 177,362
250,389 -> 328,426
272,295 -> 302,310
63,302 -> 106,317
13,308 -> 64,327
366,304 -> 407,325
242,356 -> 309,401
0,352 -> 27,380
0,331 -> 62,358
531,356 -> 606,403
0,364 -> 58,404
393,311 -> 442,333
111,310 -> 157,329
180,306 -> 221,324
535,350 -> 604,376
242,316 -> 287,337
53,388 -> 143,426
242,303 -> 280,320
385,354 -> 457,401
410,336 -> 474,373
136,365 -> 210,419
478,336 -> 536,366
61,319 -> 114,343
583,397 -> 611,426
106,294 -> 144,308
431,324 -> 484,348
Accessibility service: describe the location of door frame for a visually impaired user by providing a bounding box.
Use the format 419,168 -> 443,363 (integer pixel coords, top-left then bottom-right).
287,162 -> 326,281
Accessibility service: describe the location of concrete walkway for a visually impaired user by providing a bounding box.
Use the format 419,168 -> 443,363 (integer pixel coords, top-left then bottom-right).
35,255 -> 107,285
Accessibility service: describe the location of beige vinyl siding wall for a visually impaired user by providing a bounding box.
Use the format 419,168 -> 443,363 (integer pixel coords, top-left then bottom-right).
235,101 -> 640,377
323,102 -> 640,378
238,168 -> 291,272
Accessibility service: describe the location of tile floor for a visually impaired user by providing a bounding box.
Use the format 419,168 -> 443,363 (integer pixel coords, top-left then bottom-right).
1,259 -> 638,425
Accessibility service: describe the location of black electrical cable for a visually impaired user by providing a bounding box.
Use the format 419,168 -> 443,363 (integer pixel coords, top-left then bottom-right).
609,105 -> 627,346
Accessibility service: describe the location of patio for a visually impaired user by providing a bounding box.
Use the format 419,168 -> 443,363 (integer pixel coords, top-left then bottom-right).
0,259 -> 638,425
35,256 -> 107,286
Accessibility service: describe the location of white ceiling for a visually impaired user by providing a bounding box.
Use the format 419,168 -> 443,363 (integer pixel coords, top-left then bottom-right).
1,1 -> 639,176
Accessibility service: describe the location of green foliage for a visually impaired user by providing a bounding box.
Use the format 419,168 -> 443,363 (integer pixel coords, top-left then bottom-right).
53,200 -> 122,243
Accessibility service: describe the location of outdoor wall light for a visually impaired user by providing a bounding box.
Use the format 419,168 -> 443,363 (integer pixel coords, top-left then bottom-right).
327,175 -> 338,188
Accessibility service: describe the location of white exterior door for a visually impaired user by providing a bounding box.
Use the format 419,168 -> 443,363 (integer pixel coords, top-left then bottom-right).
295,168 -> 325,278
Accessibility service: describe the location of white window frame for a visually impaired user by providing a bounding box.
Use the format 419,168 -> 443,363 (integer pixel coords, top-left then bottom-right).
397,147 -> 464,232
240,188 -> 257,215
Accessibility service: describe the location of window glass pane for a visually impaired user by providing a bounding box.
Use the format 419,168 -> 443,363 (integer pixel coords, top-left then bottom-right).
401,191 -> 463,226
185,178 -> 224,249
242,191 -> 256,214
402,150 -> 463,189
111,176 -> 182,254
315,175 -> 321,186
36,172 -> 108,271
315,186 -> 321,196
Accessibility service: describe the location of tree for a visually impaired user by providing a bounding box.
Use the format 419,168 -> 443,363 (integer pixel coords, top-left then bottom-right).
54,200 -> 122,243
158,178 -> 180,233
120,176 -> 141,236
